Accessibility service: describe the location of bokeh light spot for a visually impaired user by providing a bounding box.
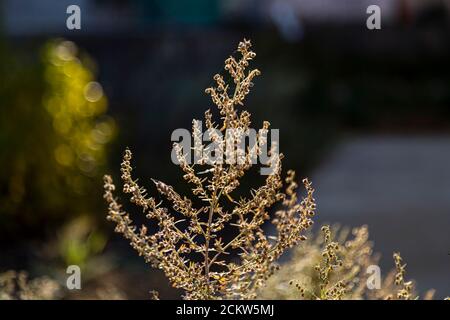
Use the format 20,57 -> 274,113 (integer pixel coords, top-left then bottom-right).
84,82 -> 103,102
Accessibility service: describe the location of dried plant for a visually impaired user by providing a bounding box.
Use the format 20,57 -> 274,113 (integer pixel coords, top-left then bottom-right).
0,271 -> 61,300
383,253 -> 417,300
308,226 -> 347,300
260,225 -> 440,300
103,39 -> 317,299
259,225 -> 376,300
103,39 -> 445,301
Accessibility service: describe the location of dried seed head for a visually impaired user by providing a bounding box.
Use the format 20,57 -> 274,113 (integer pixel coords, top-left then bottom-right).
103,40 -> 317,300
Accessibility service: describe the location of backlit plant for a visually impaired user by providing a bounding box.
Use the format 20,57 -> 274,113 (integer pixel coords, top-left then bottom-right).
103,39 -> 317,299
260,225 -> 432,300
103,40 -> 445,301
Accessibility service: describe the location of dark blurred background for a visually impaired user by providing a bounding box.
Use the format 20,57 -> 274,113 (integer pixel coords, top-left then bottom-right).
0,0 -> 449,299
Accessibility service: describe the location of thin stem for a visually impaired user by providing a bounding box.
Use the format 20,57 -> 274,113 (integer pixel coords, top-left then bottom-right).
204,190 -> 216,297
203,186 -> 226,298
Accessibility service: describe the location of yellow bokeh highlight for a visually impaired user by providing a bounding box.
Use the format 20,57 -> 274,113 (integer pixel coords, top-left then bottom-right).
42,39 -> 116,180
84,82 -> 103,102
54,144 -> 73,166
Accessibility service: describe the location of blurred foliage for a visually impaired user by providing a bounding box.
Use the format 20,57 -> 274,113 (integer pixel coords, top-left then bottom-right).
57,216 -> 107,268
0,39 -> 116,241
0,270 -> 61,300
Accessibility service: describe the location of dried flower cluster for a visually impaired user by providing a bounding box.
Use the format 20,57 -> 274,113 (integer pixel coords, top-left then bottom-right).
260,225 -> 376,300
260,225 -> 441,300
288,226 -> 348,300
307,226 -> 347,300
103,40 -> 316,299
384,253 -> 415,300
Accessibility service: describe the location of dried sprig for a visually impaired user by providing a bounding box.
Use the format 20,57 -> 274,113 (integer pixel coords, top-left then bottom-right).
260,225 -> 376,300
285,226 -> 347,300
384,253 -> 416,300
313,226 -> 346,300
103,39 -> 316,299
261,224 -> 445,300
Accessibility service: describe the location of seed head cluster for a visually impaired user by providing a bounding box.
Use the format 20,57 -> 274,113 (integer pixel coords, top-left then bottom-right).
103,40 -> 316,299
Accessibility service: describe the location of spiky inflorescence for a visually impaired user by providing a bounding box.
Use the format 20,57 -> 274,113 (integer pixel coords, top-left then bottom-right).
103,39 -> 316,300
383,253 -> 417,300
261,225 -> 439,300
263,225 -> 374,300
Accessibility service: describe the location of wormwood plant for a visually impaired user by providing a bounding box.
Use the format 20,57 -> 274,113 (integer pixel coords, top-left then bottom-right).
260,225 -> 430,300
103,39 -> 317,299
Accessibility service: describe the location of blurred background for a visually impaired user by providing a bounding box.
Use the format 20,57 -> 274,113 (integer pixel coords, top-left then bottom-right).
0,0 -> 449,299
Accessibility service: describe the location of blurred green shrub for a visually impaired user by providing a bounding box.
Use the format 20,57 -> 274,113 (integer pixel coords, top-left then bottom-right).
57,215 -> 107,268
0,39 -> 115,240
